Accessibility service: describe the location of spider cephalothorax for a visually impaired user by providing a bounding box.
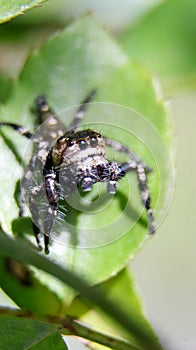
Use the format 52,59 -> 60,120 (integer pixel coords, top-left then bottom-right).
0,92 -> 155,253
45,129 -> 124,200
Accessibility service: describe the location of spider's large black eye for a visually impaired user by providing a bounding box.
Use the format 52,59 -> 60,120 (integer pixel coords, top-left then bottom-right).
67,139 -> 74,147
90,136 -> 98,147
78,139 -> 88,150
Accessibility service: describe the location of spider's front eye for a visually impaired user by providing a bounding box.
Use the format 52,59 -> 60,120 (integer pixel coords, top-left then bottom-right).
68,139 -> 74,147
78,139 -> 88,150
90,136 -> 98,147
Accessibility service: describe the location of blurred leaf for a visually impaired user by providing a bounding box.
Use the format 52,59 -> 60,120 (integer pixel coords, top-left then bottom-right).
0,75 -> 14,103
0,254 -> 61,314
68,267 -> 162,349
0,0 -> 46,24
0,315 -> 68,350
0,16 -> 173,297
121,0 -> 196,95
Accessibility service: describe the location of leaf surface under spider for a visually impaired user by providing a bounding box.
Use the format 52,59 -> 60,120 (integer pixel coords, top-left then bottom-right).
0,17 -> 173,303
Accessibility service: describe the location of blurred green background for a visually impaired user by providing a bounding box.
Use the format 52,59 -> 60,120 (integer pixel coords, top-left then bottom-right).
0,0 -> 196,349
132,94 -> 196,350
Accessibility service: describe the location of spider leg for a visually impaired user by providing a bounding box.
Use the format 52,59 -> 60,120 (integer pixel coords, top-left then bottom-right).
19,152 -> 40,216
43,205 -> 56,254
70,90 -> 96,131
35,96 -> 65,141
0,122 -> 42,218
43,151 -> 59,254
103,137 -> 154,231
0,122 -> 43,214
103,137 -> 152,173
0,122 -> 33,139
28,184 -> 45,250
104,157 -> 155,233
43,175 -> 58,254
32,222 -> 42,250
0,121 -> 49,250
118,161 -> 155,234
29,171 -> 58,254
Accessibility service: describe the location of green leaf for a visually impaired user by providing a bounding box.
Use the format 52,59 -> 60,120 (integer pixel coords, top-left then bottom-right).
0,0 -> 46,24
0,17 -> 173,294
121,0 -> 196,95
0,255 -> 61,314
68,267 -> 162,349
0,315 -> 68,350
0,75 -> 14,103
31,332 -> 68,350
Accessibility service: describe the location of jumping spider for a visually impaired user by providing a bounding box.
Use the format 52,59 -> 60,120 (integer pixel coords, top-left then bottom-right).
0,91 -> 155,254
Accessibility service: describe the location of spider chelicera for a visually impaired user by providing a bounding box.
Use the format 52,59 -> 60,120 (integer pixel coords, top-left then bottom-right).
0,91 -> 155,254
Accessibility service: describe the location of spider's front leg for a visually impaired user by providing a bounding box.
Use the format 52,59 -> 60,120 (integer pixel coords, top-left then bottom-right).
103,137 -> 152,173
103,136 -> 155,233
119,161 -> 155,234
43,151 -> 59,254
106,159 -> 155,234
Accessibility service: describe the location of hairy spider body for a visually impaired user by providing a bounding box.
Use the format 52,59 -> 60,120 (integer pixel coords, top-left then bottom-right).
0,92 -> 155,254
47,129 -> 122,195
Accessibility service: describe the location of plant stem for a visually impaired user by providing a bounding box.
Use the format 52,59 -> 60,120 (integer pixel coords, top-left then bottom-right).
0,307 -> 141,350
